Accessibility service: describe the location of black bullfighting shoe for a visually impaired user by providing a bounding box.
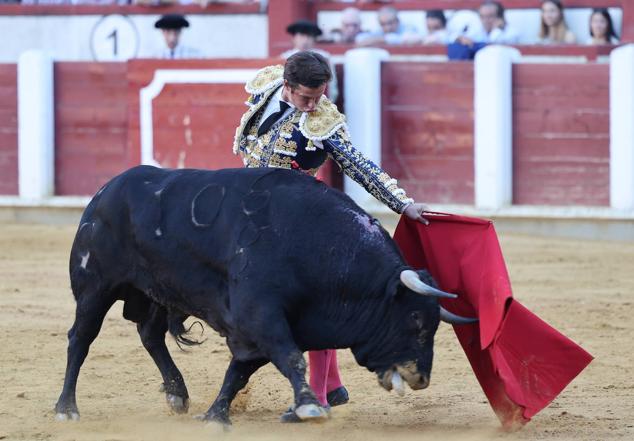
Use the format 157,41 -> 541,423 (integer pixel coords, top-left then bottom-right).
326,386 -> 349,407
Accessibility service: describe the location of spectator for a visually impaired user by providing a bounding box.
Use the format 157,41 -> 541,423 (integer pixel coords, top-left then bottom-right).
539,0 -> 576,44
281,20 -> 338,103
22,0 -> 126,3
136,0 -> 252,5
153,15 -> 202,59
423,9 -> 450,44
339,7 -> 369,44
282,20 -> 323,55
587,8 -> 619,45
457,1 -> 520,46
358,6 -> 418,45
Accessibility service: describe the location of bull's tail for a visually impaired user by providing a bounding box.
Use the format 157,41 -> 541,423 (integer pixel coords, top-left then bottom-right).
167,312 -> 206,350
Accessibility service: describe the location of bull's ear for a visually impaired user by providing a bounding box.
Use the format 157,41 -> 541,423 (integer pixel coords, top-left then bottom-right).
387,274 -> 405,298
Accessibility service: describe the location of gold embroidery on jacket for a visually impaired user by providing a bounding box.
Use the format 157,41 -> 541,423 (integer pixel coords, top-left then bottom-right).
301,97 -> 346,140
245,65 -> 284,95
273,137 -> 299,157
268,155 -> 293,169
233,84 -> 282,154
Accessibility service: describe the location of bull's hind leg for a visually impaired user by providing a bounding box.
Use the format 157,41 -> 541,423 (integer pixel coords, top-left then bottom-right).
136,303 -> 189,414
55,289 -> 116,421
199,357 -> 268,426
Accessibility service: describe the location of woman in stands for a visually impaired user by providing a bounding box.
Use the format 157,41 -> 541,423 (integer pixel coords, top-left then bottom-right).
539,0 -> 577,44
587,8 -> 620,45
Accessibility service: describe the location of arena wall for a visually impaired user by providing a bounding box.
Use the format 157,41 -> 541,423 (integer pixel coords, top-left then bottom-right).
512,64 -> 610,206
0,53 -> 629,210
381,62 -> 475,205
126,59 -> 272,169
54,62 -> 128,195
0,64 -> 18,196
1,0 -> 632,236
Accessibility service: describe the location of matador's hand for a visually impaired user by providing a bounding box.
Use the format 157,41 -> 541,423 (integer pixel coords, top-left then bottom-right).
403,203 -> 430,225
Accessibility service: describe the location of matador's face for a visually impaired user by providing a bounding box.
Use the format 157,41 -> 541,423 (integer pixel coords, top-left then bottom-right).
283,81 -> 326,113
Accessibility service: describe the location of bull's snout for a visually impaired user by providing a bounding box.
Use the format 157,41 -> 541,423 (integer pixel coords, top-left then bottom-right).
408,373 -> 430,390
377,362 -> 430,395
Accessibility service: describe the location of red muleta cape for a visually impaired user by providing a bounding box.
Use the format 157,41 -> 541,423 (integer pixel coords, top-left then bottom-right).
393,213 -> 593,429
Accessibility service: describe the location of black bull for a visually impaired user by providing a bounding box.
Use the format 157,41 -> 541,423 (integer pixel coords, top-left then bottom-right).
55,166 -> 475,425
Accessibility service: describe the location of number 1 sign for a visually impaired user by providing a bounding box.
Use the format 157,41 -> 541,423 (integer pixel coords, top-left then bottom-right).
90,14 -> 139,61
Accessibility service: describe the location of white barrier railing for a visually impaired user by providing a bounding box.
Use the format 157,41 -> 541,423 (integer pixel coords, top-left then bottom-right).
610,44 -> 634,211
18,50 -> 54,200
474,45 -> 521,210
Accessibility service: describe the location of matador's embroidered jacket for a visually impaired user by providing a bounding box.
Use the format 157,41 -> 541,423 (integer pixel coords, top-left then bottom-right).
232,65 -> 414,213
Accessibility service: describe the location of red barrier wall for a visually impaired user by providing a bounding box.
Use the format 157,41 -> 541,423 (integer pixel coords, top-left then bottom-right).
127,59 -> 274,170
150,83 -> 246,170
381,62 -> 475,205
512,64 -> 610,206
0,59 -> 614,206
54,62 -> 129,196
0,64 -> 18,195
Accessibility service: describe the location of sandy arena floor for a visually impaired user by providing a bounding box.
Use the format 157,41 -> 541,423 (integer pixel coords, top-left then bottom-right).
0,223 -> 632,441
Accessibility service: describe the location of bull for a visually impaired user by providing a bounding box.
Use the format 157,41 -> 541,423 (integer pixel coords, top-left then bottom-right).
54,166 -> 475,425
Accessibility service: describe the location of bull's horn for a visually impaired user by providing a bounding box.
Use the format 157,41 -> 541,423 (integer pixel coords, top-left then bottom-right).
439,306 -> 478,325
400,270 -> 457,299
391,371 -> 405,397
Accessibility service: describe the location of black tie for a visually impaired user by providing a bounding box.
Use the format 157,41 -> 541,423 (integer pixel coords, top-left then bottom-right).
258,101 -> 290,137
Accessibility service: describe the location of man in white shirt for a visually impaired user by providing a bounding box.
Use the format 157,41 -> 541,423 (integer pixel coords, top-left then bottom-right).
357,6 -> 419,45
457,1 -> 520,45
154,14 -> 202,59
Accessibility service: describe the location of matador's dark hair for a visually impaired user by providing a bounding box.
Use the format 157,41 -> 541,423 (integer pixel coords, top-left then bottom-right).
284,51 -> 332,89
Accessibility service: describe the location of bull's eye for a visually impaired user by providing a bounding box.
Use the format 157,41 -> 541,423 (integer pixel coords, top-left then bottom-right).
410,311 -> 424,329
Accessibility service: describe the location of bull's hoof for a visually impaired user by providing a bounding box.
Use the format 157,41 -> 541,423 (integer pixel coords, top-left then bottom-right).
280,407 -> 302,423
281,404 -> 329,423
296,404 -> 329,421
194,411 -> 231,428
54,411 -> 80,422
205,420 -> 232,433
54,402 -> 80,422
166,393 -> 189,414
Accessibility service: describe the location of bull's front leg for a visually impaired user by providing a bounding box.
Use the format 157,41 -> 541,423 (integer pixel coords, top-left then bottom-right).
245,313 -> 329,423
273,350 -> 330,423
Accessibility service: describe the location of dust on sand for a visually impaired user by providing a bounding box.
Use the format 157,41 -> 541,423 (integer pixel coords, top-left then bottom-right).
0,224 -> 632,440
